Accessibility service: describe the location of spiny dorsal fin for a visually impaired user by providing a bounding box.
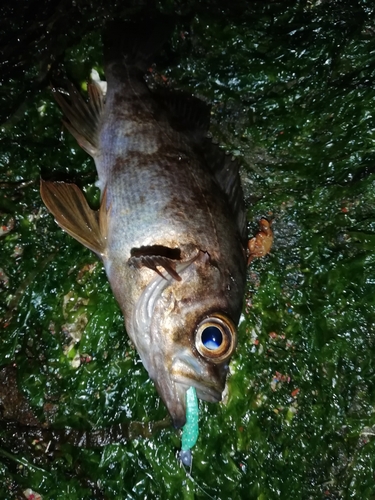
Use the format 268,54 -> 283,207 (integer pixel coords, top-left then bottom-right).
40,179 -> 107,257
53,81 -> 103,157
203,137 -> 247,244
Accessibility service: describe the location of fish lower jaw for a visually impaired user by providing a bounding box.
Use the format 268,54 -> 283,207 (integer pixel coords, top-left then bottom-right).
173,375 -> 223,404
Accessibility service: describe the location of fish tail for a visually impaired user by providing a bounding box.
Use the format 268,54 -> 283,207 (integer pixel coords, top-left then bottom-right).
102,15 -> 176,72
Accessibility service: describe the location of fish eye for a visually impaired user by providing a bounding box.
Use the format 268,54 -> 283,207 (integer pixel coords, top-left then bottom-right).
195,314 -> 237,363
202,326 -> 223,350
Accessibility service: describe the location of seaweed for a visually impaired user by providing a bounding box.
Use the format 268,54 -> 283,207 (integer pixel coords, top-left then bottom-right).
1,0 -> 375,498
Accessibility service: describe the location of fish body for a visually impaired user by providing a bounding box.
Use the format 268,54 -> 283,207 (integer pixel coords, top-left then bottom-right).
41,18 -> 247,428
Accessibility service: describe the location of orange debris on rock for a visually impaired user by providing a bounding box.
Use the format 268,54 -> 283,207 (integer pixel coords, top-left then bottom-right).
247,218 -> 273,265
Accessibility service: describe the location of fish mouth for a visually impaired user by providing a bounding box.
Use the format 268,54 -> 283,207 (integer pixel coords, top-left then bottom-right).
152,350 -> 224,429
159,351 -> 224,428
171,350 -> 224,403
174,375 -> 223,403
160,377 -> 222,430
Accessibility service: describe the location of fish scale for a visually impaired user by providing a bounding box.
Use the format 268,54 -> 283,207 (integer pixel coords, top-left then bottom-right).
106,155 -> 225,254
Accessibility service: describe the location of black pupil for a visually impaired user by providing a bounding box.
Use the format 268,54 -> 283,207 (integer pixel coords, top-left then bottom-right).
201,326 -> 223,350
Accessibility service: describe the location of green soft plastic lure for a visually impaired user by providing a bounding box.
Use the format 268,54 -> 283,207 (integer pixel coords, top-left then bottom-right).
179,386 -> 199,466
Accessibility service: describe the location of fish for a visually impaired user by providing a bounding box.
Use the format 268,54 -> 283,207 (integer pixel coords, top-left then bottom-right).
40,16 -> 247,428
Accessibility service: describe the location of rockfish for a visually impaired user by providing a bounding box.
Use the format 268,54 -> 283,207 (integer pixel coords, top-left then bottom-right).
40,18 -> 247,428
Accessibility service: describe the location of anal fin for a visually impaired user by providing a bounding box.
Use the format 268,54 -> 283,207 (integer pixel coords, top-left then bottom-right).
40,179 -> 107,257
53,81 -> 103,157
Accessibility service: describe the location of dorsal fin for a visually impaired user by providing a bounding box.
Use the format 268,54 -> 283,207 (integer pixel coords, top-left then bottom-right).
40,179 -> 108,257
52,81 -> 104,157
152,88 -> 246,242
203,137 -> 247,244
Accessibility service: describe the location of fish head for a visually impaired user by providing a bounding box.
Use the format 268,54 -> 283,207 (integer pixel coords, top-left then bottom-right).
128,249 -> 245,428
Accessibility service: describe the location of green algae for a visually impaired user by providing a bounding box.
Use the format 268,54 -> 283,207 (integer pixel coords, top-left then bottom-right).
1,1 -> 375,498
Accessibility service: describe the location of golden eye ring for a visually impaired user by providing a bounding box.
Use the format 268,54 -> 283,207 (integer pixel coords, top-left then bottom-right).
195,313 -> 237,364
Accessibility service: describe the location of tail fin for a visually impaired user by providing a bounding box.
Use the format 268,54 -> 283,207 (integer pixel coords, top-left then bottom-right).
102,15 -> 176,72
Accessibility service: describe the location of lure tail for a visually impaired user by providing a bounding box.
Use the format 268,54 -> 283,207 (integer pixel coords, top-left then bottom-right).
179,386 -> 199,467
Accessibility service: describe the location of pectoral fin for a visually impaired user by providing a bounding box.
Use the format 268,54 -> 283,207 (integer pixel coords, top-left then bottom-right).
129,254 -> 181,281
129,245 -> 182,281
40,179 -> 107,257
128,246 -> 205,281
